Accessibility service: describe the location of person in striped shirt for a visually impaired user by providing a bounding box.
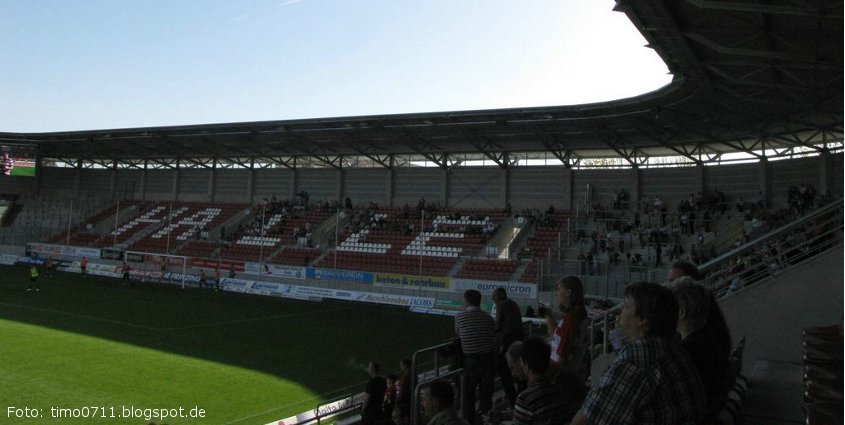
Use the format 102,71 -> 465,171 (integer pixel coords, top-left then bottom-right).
454,289 -> 496,424
512,337 -> 565,425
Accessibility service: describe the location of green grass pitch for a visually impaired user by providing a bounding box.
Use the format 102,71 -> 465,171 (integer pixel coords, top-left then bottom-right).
0,265 -> 455,425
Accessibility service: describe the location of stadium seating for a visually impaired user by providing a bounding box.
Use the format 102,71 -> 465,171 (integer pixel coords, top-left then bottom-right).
176,240 -> 221,258
316,208 -> 507,275
454,259 -> 518,281
802,325 -> 843,425
219,207 -> 335,261
125,202 -> 247,253
270,247 -> 322,266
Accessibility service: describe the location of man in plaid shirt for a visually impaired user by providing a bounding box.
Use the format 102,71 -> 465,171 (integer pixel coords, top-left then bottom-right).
571,282 -> 706,425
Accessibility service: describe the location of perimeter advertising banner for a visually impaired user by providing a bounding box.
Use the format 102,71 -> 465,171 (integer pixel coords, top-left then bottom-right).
306,267 -> 373,284
28,243 -> 101,259
243,262 -> 306,280
190,258 -> 245,272
373,273 -> 450,292
450,278 -> 538,299
218,278 -> 435,308
0,254 -> 19,265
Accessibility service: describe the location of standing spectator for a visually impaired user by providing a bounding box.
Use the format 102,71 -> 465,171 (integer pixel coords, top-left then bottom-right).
122,262 -> 131,286
214,268 -> 221,291
80,256 -> 88,277
454,290 -> 495,424
199,269 -> 207,289
420,379 -> 468,425
512,337 -> 565,425
545,276 -> 588,381
671,280 -> 731,422
492,287 -> 525,407
44,257 -> 54,278
396,358 -> 413,411
571,282 -> 705,425
664,261 -> 732,364
383,374 -> 398,420
361,361 -> 387,425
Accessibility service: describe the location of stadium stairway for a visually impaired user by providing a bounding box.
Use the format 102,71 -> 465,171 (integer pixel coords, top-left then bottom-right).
509,259 -> 530,281
445,257 -> 465,277
481,215 -> 519,258
720,245 -> 843,425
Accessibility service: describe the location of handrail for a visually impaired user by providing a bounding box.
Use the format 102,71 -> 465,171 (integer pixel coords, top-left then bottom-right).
410,341 -> 458,425
701,206 -> 843,298
411,368 -> 465,425
700,199 -> 843,274
584,199 -> 843,365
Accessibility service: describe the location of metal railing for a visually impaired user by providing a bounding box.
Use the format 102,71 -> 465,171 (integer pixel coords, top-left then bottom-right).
410,341 -> 465,425
584,198 -> 844,363
700,199 -> 843,298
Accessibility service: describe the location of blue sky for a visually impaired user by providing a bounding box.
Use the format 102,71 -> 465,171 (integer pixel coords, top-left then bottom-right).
0,0 -> 670,133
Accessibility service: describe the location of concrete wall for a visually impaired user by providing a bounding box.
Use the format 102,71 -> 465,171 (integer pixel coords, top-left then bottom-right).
720,246 -> 844,368
394,168 -> 442,208
509,166 -> 569,209
448,167 -> 502,208
253,169 -> 292,201
7,154 -> 841,210
177,169 -> 210,202
215,170 -> 250,202
145,170 -> 176,201
114,170 -> 143,199
344,168 -> 390,207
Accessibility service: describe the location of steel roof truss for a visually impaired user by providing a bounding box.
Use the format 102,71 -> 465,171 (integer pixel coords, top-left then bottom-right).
115,159 -> 145,170
149,158 -> 178,170
314,155 -> 343,169
421,152 -> 449,169
683,0 -> 841,19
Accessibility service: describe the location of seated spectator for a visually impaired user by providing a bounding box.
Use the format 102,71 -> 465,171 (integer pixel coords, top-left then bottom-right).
513,337 -> 565,425
506,341 -> 528,385
420,379 -> 468,425
671,280 -> 731,422
571,282 -> 705,425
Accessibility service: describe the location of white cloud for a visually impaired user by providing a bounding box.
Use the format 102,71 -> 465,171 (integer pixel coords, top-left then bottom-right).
280,0 -> 303,6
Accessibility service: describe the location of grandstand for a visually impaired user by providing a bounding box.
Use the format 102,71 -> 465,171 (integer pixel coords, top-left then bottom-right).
0,0 -> 842,424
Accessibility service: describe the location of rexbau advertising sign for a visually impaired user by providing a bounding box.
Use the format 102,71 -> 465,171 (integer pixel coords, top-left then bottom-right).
373,273 -> 450,292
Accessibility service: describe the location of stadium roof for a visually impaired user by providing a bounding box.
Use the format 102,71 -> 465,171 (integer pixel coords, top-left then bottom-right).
1,0 -> 842,168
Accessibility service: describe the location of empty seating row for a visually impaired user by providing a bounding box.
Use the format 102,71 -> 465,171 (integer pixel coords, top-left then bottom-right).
802,325 -> 843,425
455,259 -> 518,281
237,236 -> 280,246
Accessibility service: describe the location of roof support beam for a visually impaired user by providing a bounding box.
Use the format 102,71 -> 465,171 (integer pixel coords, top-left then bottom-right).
421,152 -> 449,169
683,0 -> 841,19
313,155 -> 343,169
